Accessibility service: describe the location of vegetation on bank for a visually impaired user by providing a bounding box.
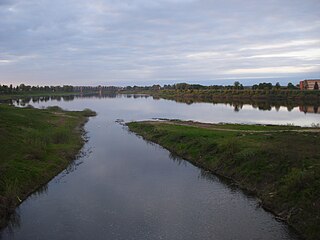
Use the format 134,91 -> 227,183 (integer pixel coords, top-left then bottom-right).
118,81 -> 300,91
0,84 -> 107,100
118,81 -> 320,107
128,121 -> 320,240
119,88 -> 320,103
0,104 -> 96,228
0,84 -> 74,95
2,81 -> 320,105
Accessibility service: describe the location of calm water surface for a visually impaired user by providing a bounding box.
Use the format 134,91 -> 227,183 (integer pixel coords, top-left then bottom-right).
2,95 -> 319,240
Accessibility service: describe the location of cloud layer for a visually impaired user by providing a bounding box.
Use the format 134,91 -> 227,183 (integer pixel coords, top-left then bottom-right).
0,0 -> 320,85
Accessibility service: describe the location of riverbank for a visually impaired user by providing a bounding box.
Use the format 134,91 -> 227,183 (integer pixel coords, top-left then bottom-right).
0,104 -> 96,228
119,89 -> 320,106
127,120 -> 320,240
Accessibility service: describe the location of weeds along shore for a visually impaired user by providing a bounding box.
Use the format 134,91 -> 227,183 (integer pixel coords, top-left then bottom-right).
128,120 -> 320,240
0,104 -> 96,228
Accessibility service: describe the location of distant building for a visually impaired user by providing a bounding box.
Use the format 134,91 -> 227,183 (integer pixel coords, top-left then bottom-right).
300,79 -> 320,90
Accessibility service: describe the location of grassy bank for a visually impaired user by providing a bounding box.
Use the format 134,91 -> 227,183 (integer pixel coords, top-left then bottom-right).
127,120 -> 320,240
0,104 -> 96,228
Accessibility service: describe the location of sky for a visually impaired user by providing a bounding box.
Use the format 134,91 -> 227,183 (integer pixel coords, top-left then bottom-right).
0,0 -> 320,86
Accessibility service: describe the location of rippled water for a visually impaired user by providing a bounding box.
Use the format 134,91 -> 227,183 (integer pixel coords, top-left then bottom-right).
2,94 -> 317,240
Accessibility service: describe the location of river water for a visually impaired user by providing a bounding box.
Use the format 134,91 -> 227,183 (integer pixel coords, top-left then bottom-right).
1,95 -> 319,240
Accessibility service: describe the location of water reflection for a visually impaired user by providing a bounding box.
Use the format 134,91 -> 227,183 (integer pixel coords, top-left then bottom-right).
0,94 -> 305,240
2,93 -> 320,115
299,105 -> 320,114
169,152 -> 188,167
31,184 -> 49,198
0,210 -> 21,239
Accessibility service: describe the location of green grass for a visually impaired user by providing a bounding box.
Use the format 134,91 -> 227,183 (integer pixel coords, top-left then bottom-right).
128,121 -> 320,240
0,104 -> 96,227
169,120 -> 306,131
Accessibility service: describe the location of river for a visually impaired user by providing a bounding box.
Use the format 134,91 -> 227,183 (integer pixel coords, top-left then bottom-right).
1,94 -> 319,240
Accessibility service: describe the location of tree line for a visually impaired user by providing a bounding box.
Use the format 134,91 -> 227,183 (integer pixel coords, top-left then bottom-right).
122,81 -> 299,91
0,81 -> 301,95
0,84 -> 74,94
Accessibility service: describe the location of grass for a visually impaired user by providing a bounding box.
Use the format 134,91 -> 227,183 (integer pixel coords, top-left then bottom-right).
0,104 -> 96,228
127,121 -> 320,240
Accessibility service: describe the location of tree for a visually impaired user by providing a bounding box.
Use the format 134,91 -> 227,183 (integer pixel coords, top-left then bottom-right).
287,82 -> 296,90
175,83 -> 189,90
275,82 -> 281,89
19,83 -> 26,92
234,81 -> 240,89
152,84 -> 161,90
252,84 -> 258,90
314,82 -> 319,90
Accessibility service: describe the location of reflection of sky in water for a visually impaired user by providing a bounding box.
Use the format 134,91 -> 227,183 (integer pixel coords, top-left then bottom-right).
1,95 -> 302,240
19,95 -> 320,126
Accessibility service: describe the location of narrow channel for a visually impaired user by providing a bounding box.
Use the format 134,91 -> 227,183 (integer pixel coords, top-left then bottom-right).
1,95 -> 309,240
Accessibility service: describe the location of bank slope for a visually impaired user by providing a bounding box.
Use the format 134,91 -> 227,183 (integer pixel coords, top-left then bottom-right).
0,104 -> 96,228
127,120 -> 320,240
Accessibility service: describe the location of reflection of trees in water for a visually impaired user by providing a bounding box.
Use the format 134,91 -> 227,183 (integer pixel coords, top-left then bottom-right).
168,153 -> 188,167
314,106 -> 318,113
199,169 -> 217,182
287,105 -> 294,112
169,153 -> 247,195
160,95 -> 320,115
10,93 -> 320,115
255,103 -> 272,111
198,169 -> 253,196
11,93 -> 139,106
31,96 -> 49,102
0,183 -> 49,235
1,208 -> 21,238
64,159 -> 84,175
300,105 -> 320,114
17,97 -> 31,106
62,95 -> 75,101
32,97 -> 40,103
31,184 -> 48,198
233,103 -> 243,112
52,96 -> 61,101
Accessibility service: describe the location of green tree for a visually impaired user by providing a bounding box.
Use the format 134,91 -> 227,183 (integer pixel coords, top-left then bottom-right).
234,81 -> 240,89
287,82 -> 296,90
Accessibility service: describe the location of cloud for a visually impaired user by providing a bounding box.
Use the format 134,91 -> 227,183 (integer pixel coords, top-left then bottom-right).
226,66 -> 320,75
0,0 -> 319,85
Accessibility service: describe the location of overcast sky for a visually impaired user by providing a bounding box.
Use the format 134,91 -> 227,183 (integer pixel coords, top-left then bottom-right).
0,0 -> 320,86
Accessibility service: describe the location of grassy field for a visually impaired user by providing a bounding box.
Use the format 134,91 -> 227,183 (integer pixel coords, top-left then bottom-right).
0,104 -> 96,228
128,120 -> 320,240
